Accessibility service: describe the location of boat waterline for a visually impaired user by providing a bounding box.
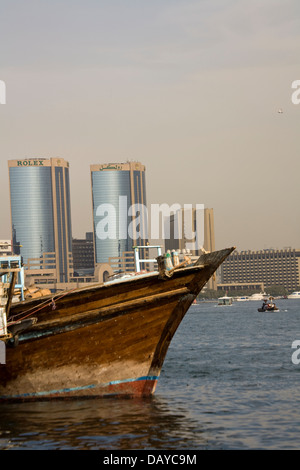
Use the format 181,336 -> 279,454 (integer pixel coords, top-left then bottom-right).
0,375 -> 159,401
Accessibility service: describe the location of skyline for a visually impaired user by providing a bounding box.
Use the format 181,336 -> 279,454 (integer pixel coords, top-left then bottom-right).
0,0 -> 299,252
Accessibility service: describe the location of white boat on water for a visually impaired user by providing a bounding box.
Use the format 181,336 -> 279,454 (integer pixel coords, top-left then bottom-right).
288,291 -> 300,299
235,296 -> 249,302
218,296 -> 233,306
249,292 -> 268,301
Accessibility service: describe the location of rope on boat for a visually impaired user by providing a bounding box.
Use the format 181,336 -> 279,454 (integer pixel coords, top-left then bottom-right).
7,286 -> 80,327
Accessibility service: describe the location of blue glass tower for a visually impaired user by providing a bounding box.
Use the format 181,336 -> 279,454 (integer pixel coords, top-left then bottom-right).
8,158 -> 73,283
90,162 -> 147,265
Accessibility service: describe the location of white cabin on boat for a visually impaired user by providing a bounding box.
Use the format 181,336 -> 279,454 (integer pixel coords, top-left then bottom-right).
218,296 -> 233,306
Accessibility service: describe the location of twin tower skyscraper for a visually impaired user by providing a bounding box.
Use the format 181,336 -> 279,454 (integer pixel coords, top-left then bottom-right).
8,158 -> 147,283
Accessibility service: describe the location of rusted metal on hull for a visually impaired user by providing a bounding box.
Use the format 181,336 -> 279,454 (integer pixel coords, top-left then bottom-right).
0,247 -> 235,402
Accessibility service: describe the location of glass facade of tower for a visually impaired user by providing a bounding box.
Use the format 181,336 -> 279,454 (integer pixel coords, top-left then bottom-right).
8,158 -> 73,283
9,166 -> 55,262
91,162 -> 147,265
54,166 -> 73,282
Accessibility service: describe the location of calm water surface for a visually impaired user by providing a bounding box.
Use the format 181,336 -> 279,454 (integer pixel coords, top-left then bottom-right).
1,299 -> 300,450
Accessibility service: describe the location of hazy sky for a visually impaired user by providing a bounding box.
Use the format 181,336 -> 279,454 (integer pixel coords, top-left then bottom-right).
0,0 -> 299,251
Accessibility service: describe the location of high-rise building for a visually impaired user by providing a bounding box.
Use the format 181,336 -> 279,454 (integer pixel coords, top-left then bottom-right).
8,158 -> 73,283
221,248 -> 300,292
164,207 -> 215,255
203,208 -> 215,254
72,232 -> 95,274
90,162 -> 147,265
164,207 -> 216,289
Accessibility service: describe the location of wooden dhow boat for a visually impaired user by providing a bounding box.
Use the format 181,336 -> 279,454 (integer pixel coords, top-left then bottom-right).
0,247 -> 235,401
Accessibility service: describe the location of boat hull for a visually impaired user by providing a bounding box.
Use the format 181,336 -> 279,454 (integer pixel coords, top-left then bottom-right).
0,248 -> 234,402
258,307 -> 279,312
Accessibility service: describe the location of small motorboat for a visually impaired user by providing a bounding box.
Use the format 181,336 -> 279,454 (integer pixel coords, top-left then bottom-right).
258,297 -> 279,312
258,305 -> 279,312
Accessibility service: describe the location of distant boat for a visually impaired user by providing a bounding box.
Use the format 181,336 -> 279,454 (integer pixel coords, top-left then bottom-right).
0,246 -> 235,401
235,296 -> 249,302
249,293 -> 269,301
288,291 -> 300,299
258,304 -> 279,312
218,296 -> 233,306
258,297 -> 279,312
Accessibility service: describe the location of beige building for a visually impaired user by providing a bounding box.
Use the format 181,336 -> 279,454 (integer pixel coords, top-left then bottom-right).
221,248 -> 300,292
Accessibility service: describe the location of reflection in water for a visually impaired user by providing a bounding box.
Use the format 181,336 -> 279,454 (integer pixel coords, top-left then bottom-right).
0,396 -> 206,450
